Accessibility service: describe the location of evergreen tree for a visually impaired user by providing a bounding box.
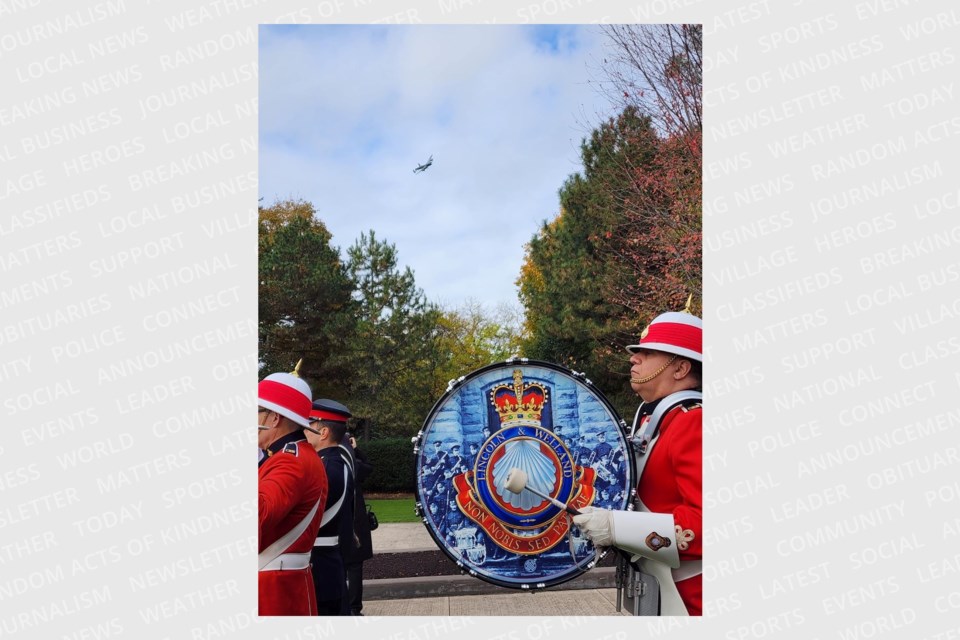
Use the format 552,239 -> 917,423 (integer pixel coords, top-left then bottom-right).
258,199 -> 355,395
340,231 -> 442,438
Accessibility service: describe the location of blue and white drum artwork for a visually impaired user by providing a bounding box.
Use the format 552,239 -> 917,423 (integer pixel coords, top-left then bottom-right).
413,360 -> 635,590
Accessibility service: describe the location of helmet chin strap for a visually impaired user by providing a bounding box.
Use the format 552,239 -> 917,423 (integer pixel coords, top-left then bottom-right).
630,355 -> 678,385
258,412 -> 272,431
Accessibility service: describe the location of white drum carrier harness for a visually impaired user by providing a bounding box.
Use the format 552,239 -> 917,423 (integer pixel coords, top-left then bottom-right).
621,389 -> 703,616
258,442 -> 322,572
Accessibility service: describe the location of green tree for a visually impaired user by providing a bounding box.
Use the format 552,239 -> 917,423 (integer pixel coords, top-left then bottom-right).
340,231 -> 441,438
516,25 -> 703,416
518,107 -> 661,416
432,300 -> 524,392
258,199 -> 355,395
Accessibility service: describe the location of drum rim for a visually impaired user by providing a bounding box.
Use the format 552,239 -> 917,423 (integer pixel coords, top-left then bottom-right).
412,358 -> 636,590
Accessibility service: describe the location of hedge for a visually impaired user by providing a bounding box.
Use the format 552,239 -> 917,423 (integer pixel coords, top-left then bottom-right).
360,437 -> 417,493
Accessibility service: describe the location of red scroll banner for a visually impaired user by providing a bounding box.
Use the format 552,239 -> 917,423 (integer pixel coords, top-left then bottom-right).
453,467 -> 596,555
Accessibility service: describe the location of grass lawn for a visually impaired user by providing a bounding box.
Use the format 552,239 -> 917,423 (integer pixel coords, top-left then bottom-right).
365,496 -> 419,523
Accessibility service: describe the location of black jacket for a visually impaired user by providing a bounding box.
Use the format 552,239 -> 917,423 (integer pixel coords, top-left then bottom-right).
311,445 -> 355,608
343,445 -> 374,563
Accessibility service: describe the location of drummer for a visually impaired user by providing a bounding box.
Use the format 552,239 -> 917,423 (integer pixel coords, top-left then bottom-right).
573,307 -> 703,616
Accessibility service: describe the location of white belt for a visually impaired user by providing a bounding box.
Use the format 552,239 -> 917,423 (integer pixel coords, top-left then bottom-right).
259,552 -> 311,571
314,536 -> 338,547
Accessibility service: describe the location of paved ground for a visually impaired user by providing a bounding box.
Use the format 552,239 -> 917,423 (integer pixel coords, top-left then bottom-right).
370,522 -> 438,553
363,523 -> 628,616
364,586 -> 626,616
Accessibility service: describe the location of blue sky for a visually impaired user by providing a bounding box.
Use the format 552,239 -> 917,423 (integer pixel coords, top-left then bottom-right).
259,25 -> 617,310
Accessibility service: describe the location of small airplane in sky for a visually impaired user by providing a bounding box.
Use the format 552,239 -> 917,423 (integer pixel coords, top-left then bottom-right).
413,155 -> 433,174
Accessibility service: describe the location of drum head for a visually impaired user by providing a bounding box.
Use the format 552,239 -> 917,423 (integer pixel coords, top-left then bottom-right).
414,360 -> 635,589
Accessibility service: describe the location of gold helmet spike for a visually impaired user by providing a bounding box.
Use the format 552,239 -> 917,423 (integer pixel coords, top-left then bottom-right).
683,294 -> 694,314
290,358 -> 303,378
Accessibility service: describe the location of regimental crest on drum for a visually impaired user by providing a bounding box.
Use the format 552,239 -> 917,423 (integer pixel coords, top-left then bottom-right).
414,361 -> 635,590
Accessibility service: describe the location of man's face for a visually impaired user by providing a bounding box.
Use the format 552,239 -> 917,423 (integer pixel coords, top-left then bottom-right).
629,348 -> 680,402
257,408 -> 279,449
304,421 -> 327,450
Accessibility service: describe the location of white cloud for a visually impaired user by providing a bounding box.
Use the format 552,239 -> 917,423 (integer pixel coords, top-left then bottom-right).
260,25 -> 616,307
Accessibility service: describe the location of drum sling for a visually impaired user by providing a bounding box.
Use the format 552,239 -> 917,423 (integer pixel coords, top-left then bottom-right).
618,390 -> 703,616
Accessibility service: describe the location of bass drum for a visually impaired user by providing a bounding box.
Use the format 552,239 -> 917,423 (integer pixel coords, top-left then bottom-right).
413,360 -> 636,590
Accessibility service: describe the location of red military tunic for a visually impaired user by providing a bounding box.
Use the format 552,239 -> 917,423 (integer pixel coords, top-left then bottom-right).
259,437 -> 328,616
637,404 -> 702,615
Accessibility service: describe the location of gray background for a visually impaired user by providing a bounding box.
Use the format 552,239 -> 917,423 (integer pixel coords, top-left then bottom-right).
2,0 -> 958,637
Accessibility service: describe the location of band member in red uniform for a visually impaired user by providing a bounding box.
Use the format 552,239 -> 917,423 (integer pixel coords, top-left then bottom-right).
304,399 -> 355,615
258,371 -> 329,616
574,307 -> 702,615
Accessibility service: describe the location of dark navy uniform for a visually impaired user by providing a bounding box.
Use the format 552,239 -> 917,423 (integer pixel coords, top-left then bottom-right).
311,445 -> 354,615
343,443 -> 374,615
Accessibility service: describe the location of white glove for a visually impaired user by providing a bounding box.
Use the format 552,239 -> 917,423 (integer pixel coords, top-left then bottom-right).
575,507 -> 681,568
572,506 -> 615,547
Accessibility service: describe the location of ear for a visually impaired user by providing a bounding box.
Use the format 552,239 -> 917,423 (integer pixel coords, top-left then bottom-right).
674,358 -> 692,379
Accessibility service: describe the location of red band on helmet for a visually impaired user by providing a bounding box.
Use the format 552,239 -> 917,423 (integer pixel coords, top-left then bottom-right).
642,322 -> 701,355
308,409 -> 349,422
259,380 -> 311,419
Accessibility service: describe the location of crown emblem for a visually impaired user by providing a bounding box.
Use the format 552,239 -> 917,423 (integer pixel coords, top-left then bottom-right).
489,369 -> 548,428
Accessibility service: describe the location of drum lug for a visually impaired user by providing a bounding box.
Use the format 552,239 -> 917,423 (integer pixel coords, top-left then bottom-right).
411,432 -> 422,455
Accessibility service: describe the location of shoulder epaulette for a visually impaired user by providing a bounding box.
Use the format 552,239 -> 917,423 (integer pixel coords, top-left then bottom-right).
282,442 -> 299,456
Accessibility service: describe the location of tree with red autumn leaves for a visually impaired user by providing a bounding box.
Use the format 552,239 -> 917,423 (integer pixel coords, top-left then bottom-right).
518,25 -> 701,415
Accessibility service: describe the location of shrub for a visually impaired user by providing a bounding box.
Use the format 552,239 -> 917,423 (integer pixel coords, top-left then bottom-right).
362,437 -> 417,493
